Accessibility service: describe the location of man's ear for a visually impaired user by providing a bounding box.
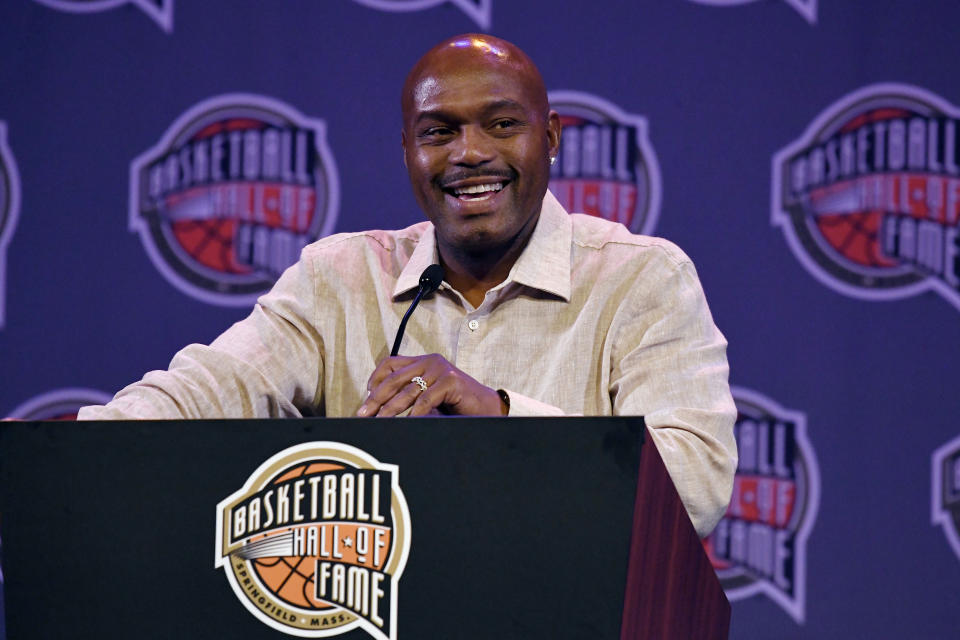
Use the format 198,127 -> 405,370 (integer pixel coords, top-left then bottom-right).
401,129 -> 408,169
546,110 -> 561,161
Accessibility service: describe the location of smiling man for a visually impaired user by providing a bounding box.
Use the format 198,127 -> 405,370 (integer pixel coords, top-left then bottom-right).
79,34 -> 737,537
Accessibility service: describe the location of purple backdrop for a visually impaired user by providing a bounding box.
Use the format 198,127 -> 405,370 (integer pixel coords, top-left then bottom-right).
1,0 -> 959,637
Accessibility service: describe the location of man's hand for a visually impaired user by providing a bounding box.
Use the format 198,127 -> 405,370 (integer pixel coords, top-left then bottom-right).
357,354 -> 507,417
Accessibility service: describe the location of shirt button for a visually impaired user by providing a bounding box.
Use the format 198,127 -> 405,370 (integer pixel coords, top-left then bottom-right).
468,319 -> 480,331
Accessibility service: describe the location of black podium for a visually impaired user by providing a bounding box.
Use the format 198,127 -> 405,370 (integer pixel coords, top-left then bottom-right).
0,417 -> 728,639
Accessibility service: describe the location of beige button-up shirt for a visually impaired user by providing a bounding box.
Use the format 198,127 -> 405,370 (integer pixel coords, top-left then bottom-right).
79,191 -> 737,536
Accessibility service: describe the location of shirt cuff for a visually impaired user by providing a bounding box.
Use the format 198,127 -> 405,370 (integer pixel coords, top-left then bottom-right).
500,389 -> 567,417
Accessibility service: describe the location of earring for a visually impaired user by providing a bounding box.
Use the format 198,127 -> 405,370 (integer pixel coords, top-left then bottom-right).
549,156 -> 557,166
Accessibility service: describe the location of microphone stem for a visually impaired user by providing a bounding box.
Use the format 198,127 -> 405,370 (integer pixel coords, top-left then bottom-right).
391,286 -> 427,356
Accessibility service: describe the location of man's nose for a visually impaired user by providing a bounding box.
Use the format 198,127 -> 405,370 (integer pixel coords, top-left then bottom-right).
449,126 -> 495,166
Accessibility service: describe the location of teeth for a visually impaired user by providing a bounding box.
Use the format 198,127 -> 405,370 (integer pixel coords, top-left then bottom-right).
453,183 -> 504,196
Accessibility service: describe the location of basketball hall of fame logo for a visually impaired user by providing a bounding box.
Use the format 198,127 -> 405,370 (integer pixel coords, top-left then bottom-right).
932,433 -> 960,563
32,0 -> 173,33
547,91 -> 662,236
130,94 -> 339,306
688,0 -> 816,24
0,121 -> 21,331
773,83 -> 960,311
216,442 -> 411,639
5,387 -> 113,420
702,387 -> 820,623
351,0 -> 491,28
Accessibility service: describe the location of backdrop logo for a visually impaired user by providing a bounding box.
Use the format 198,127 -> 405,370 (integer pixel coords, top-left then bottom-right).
33,0 -> 173,32
131,94 -> 339,306
932,433 -> 960,563
703,387 -> 820,623
216,442 -> 410,640
773,84 -> 960,311
548,91 -> 662,235
5,387 -> 113,420
350,0 -> 490,28
688,0 -> 816,24
0,121 -> 21,330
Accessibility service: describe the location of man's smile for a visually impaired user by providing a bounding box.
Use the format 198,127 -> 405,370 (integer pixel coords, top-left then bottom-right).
442,178 -> 510,204
439,171 -> 515,208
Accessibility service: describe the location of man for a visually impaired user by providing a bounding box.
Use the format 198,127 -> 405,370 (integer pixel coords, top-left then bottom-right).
79,34 -> 737,537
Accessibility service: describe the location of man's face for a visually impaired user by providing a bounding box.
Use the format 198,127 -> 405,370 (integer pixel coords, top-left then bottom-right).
402,47 -> 560,256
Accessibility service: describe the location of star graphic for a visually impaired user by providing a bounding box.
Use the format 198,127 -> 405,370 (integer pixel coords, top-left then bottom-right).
343,536 -> 353,547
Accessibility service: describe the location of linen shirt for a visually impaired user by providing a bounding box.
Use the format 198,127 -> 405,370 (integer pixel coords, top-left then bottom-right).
78,191 -> 737,536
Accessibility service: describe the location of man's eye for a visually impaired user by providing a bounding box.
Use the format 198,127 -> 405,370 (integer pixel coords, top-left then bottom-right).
492,120 -> 516,129
421,127 -> 453,137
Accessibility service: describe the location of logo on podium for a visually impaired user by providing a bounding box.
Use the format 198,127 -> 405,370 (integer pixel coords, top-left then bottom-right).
216,442 -> 411,639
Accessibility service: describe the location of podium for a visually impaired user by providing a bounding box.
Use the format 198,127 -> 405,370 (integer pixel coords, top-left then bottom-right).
0,417 -> 728,639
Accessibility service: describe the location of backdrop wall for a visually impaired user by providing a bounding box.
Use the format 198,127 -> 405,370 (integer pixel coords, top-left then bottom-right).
1,1 -> 959,637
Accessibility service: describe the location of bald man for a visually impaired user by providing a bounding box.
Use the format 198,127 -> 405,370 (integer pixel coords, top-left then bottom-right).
79,34 -> 737,537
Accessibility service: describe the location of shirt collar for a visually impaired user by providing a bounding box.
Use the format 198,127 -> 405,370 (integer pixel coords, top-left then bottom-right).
392,189 -> 572,301
506,189 -> 572,301
393,224 -> 440,298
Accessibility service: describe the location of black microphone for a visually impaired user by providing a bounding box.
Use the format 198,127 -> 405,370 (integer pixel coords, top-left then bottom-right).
391,264 -> 445,356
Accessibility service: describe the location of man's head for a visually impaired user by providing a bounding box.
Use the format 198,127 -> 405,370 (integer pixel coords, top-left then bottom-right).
401,34 -> 561,260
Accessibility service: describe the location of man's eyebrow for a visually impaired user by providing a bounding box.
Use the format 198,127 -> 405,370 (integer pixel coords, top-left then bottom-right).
413,110 -> 454,126
480,99 -> 527,114
412,99 -> 528,126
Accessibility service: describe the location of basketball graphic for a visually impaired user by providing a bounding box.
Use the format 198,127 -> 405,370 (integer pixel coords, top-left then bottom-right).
130,94 -> 339,306
216,443 -> 410,639
772,84 -> 960,311
548,91 -> 661,236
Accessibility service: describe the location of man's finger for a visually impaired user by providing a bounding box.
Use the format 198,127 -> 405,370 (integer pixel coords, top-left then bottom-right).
408,384 -> 447,416
358,360 -> 427,416
365,355 -> 417,392
375,380 -> 431,417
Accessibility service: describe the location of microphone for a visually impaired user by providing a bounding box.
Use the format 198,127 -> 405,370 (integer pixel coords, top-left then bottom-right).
391,264 -> 445,356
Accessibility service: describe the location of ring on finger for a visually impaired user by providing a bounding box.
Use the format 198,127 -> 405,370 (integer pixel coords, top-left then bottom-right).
410,376 -> 428,393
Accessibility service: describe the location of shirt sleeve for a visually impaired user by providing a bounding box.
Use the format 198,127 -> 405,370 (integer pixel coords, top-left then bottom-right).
609,253 -> 738,538
77,252 -> 325,420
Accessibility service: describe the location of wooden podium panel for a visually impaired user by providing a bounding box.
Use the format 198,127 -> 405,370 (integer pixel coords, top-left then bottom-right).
0,417 -> 728,639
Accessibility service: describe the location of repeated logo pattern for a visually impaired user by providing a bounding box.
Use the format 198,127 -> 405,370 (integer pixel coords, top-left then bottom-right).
5,387 -> 113,420
351,0 -> 491,28
931,433 -> 960,563
0,122 -> 21,331
703,387 -> 820,623
773,84 -> 960,311
689,0 -> 816,24
548,91 -> 662,235
32,0 -> 173,32
130,94 -> 339,306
